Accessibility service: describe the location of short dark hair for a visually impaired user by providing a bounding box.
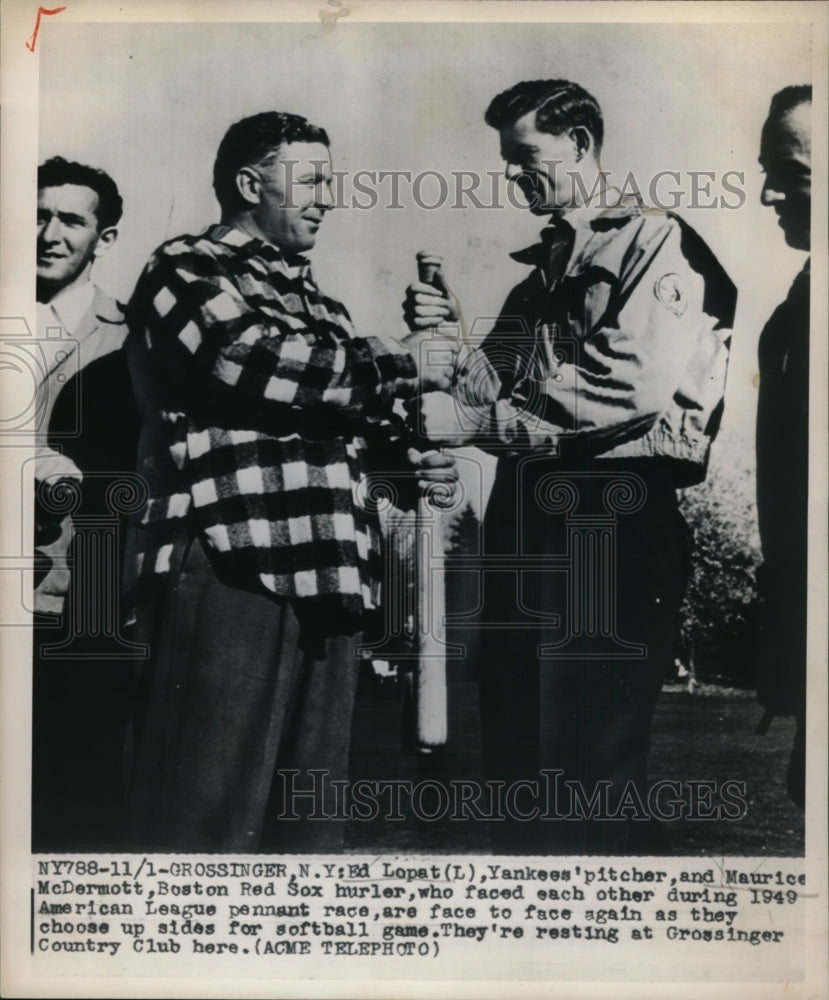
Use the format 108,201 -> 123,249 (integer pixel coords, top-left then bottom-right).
485,79 -> 604,153
768,84 -> 812,121
37,156 -> 123,230
212,111 -> 330,211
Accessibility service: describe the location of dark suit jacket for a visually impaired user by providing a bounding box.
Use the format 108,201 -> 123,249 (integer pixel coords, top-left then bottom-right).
35,287 -> 139,611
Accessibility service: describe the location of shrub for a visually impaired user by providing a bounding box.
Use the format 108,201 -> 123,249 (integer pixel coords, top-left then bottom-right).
677,436 -> 762,685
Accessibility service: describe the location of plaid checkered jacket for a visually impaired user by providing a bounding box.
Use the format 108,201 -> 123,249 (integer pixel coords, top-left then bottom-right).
125,225 -> 417,628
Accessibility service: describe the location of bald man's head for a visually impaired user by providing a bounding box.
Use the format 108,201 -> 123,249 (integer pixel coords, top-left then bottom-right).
760,87 -> 811,251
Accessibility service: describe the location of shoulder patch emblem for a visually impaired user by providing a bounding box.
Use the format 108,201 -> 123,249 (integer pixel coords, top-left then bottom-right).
654,273 -> 687,317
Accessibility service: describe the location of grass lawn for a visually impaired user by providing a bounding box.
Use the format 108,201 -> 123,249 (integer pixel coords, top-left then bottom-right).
346,674 -> 805,856
649,688 -> 804,856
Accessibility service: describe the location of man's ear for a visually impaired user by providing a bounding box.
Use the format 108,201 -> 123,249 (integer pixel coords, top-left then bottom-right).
235,166 -> 262,206
570,126 -> 594,161
93,226 -> 118,259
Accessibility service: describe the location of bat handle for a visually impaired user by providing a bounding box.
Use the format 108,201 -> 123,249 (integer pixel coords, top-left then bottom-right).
417,251 -> 445,291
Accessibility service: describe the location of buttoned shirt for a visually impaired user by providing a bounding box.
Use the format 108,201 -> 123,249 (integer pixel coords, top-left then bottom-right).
37,280 -> 96,339
126,225 -> 417,627
36,280 -> 98,460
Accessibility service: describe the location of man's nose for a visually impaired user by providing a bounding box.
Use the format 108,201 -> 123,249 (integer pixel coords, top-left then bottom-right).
316,182 -> 334,210
761,179 -> 785,207
39,216 -> 62,242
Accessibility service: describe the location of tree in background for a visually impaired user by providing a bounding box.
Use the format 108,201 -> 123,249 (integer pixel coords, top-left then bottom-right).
444,500 -> 481,556
678,435 -> 762,686
444,501 -> 483,681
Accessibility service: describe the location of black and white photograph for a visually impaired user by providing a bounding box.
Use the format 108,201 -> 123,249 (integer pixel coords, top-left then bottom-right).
1,0 -> 826,996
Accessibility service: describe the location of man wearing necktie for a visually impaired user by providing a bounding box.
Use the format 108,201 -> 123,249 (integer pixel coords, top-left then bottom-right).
404,79 -> 736,853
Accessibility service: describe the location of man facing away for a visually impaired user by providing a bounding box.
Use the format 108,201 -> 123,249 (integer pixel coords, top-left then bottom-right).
755,85 -> 812,809
404,80 -> 736,853
32,157 -> 139,849
125,111 -> 454,852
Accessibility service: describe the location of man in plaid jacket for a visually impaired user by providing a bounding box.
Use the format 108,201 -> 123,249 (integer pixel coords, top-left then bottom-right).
124,111 -> 454,852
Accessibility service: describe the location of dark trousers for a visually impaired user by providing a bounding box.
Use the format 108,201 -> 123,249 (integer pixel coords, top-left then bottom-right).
32,619 -> 134,852
479,460 -> 689,854
755,563 -> 807,810
125,534 -> 360,853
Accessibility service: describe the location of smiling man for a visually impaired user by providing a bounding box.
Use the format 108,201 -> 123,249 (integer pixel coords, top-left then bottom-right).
498,83 -> 606,217
754,85 -> 812,809
37,164 -> 119,301
33,157 -> 139,850
34,157 -> 127,618
404,80 -> 737,853
124,111 -> 454,852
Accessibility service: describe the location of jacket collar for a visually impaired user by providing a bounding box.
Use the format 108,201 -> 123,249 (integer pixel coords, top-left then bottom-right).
90,286 -> 126,325
40,280 -> 95,337
38,285 -> 126,382
206,223 -> 311,275
40,280 -> 124,330
510,193 -> 643,268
